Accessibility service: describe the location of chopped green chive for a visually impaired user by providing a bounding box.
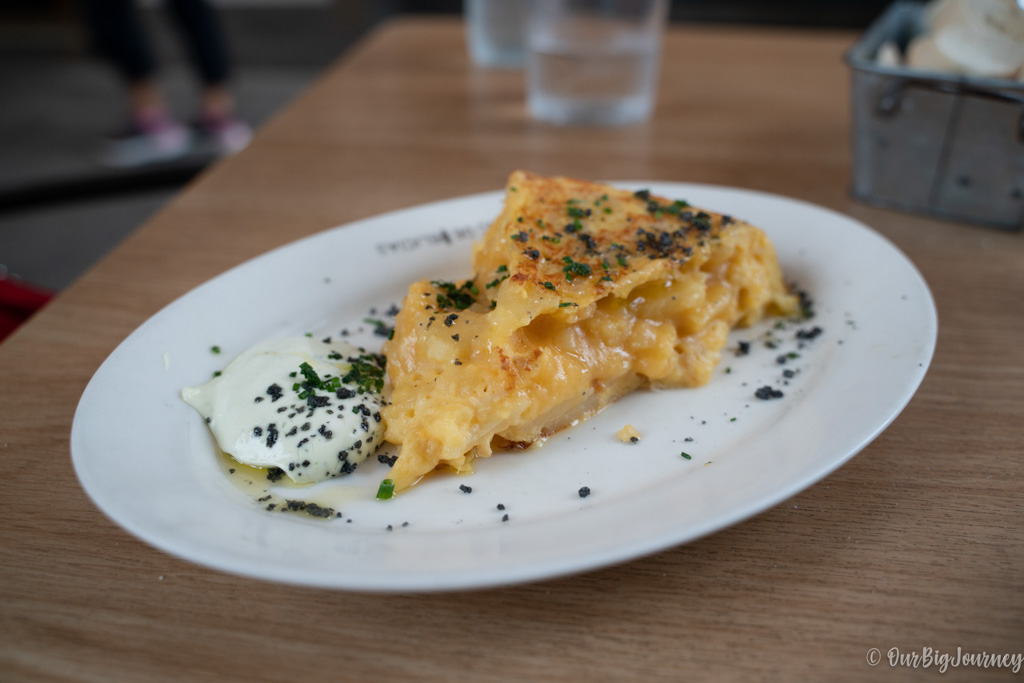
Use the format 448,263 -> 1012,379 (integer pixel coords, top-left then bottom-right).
376,479 -> 396,500
299,361 -> 321,386
543,281 -> 556,291
210,345 -> 221,354
431,279 -> 477,310
692,213 -> 712,230
642,196 -> 691,218
680,452 -> 692,460
342,355 -> 386,394
561,256 -> 591,282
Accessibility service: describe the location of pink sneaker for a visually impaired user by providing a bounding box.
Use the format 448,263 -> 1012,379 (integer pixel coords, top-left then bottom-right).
197,115 -> 252,156
100,113 -> 192,168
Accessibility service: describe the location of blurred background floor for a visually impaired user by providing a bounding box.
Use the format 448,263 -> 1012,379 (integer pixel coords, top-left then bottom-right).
0,0 -> 376,293
0,59 -> 320,291
0,0 -> 889,298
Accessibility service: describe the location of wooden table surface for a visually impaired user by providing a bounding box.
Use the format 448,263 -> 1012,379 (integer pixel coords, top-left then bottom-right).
2,17 -> 1022,681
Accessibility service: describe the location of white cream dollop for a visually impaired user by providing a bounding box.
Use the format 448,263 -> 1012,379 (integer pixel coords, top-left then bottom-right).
182,337 -> 386,483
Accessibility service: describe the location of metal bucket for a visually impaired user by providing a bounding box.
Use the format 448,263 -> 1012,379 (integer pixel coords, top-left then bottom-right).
846,1 -> 1024,230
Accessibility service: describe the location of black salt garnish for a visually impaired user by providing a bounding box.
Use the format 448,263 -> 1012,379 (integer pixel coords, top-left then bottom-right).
754,386 -> 784,400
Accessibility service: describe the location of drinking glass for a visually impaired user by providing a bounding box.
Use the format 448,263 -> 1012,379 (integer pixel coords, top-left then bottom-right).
466,0 -> 527,68
525,0 -> 668,125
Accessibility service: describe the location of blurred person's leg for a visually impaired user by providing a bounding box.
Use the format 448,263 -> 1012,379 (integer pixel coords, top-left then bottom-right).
166,0 -> 252,154
82,0 -> 158,86
82,0 -> 191,167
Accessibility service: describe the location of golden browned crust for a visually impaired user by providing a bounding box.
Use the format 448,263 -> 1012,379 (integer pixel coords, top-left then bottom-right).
380,171 -> 797,492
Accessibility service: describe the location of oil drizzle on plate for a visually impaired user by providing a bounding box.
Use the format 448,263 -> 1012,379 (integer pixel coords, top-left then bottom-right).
215,449 -> 368,520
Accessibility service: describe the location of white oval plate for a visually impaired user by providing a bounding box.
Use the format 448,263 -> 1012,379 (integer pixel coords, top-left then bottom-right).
71,184 -> 937,592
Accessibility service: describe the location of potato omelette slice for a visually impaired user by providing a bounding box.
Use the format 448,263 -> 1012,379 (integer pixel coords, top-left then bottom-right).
381,171 -> 797,492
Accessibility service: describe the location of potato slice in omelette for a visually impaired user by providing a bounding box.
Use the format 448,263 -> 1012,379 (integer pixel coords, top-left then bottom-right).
381,171 -> 797,492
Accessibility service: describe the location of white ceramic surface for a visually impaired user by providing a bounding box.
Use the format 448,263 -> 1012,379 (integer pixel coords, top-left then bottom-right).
71,184 -> 937,592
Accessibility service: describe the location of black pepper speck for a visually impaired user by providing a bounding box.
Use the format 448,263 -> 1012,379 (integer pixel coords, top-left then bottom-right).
796,326 -> 823,341
755,386 -> 784,400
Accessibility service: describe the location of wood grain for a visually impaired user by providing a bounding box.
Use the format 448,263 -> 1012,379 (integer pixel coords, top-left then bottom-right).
1,17 -> 1021,682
